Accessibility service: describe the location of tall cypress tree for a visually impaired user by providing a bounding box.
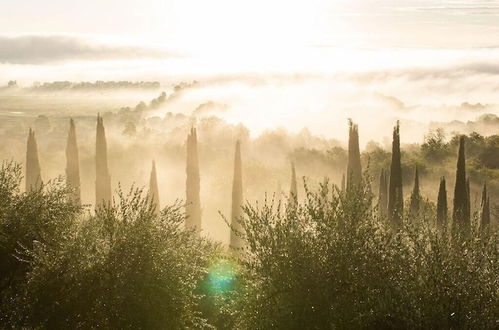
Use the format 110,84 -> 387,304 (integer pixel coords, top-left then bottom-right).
149,160 -> 160,214
26,128 -> 42,191
378,169 -> 388,217
95,114 -> 111,207
436,177 -> 448,231
66,118 -> 81,204
346,119 -> 362,188
230,140 -> 244,250
480,182 -> 490,230
452,136 -> 470,233
409,167 -> 421,216
289,162 -> 298,205
186,127 -> 201,231
388,122 -> 403,228
466,178 -> 471,223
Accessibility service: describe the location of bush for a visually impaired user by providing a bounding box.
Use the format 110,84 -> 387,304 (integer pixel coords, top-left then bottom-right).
0,162 -> 217,329
234,180 -> 499,329
0,161 -> 83,325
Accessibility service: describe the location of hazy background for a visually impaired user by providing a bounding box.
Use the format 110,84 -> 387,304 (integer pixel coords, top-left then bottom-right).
2,0 -> 499,241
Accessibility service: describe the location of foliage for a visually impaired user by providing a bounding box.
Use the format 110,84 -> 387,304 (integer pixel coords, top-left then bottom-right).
234,179 -> 499,329
0,163 -> 217,329
421,128 -> 452,163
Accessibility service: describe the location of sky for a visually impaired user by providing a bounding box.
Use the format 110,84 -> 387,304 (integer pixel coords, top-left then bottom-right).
2,0 -> 499,140
2,0 -> 499,64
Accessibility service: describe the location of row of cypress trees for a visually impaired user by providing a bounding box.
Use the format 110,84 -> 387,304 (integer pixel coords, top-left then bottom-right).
25,117 -> 492,251
28,115 -> 117,208
345,120 -> 491,232
25,119 -> 253,248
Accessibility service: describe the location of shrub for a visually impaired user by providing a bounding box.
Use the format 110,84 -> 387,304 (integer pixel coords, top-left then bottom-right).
0,161 -> 217,328
234,179 -> 499,329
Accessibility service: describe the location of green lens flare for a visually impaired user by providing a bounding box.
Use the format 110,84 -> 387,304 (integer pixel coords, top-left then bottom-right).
206,259 -> 237,295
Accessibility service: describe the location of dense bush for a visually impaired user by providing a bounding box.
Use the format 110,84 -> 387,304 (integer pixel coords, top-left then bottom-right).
234,180 -> 498,329
0,161 -> 83,325
0,163 -> 217,329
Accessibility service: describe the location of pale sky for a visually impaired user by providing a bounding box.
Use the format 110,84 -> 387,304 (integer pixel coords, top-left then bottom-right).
2,1 -> 499,82
2,0 -> 499,49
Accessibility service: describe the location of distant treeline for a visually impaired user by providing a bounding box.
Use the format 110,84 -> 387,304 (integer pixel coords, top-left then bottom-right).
3,80 -> 161,91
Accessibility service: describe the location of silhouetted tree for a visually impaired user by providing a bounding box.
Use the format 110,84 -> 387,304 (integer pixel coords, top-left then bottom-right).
466,178 -> 471,224
346,120 -> 362,188
149,161 -> 160,214
25,128 -> 42,191
341,173 -> 345,192
95,115 -> 111,207
65,119 -> 80,204
186,127 -> 201,231
289,162 -> 298,205
378,169 -> 388,217
481,183 -> 490,230
230,140 -> 244,250
436,177 -> 448,230
388,122 -> 403,228
409,167 -> 421,216
452,136 -> 470,233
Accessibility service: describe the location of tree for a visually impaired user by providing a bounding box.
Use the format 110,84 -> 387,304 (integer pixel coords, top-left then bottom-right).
480,182 -> 490,230
186,127 -> 201,231
409,167 -> 421,216
149,161 -> 160,214
65,119 -> 81,204
436,177 -> 447,230
230,140 -> 244,250
13,187 -> 215,329
452,136 -> 470,233
95,114 -> 111,207
421,128 -> 450,162
341,173 -> 345,192
388,122 -> 403,228
289,162 -> 298,205
378,169 -> 388,217
25,128 -> 42,192
346,120 -> 362,189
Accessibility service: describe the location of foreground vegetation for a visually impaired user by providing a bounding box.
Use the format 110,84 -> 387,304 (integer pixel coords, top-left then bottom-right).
0,162 -> 497,329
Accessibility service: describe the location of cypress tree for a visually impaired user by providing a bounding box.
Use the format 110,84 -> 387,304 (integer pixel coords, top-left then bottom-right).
481,182 -> 490,230
388,122 -> 403,228
65,119 -> 81,204
436,177 -> 448,231
25,128 -> 42,191
466,178 -> 471,222
378,169 -> 388,217
149,160 -> 160,214
95,114 -> 111,207
230,140 -> 244,250
346,119 -> 362,188
452,136 -> 470,232
409,167 -> 421,216
289,162 -> 298,205
186,127 -> 201,231
341,173 -> 345,192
